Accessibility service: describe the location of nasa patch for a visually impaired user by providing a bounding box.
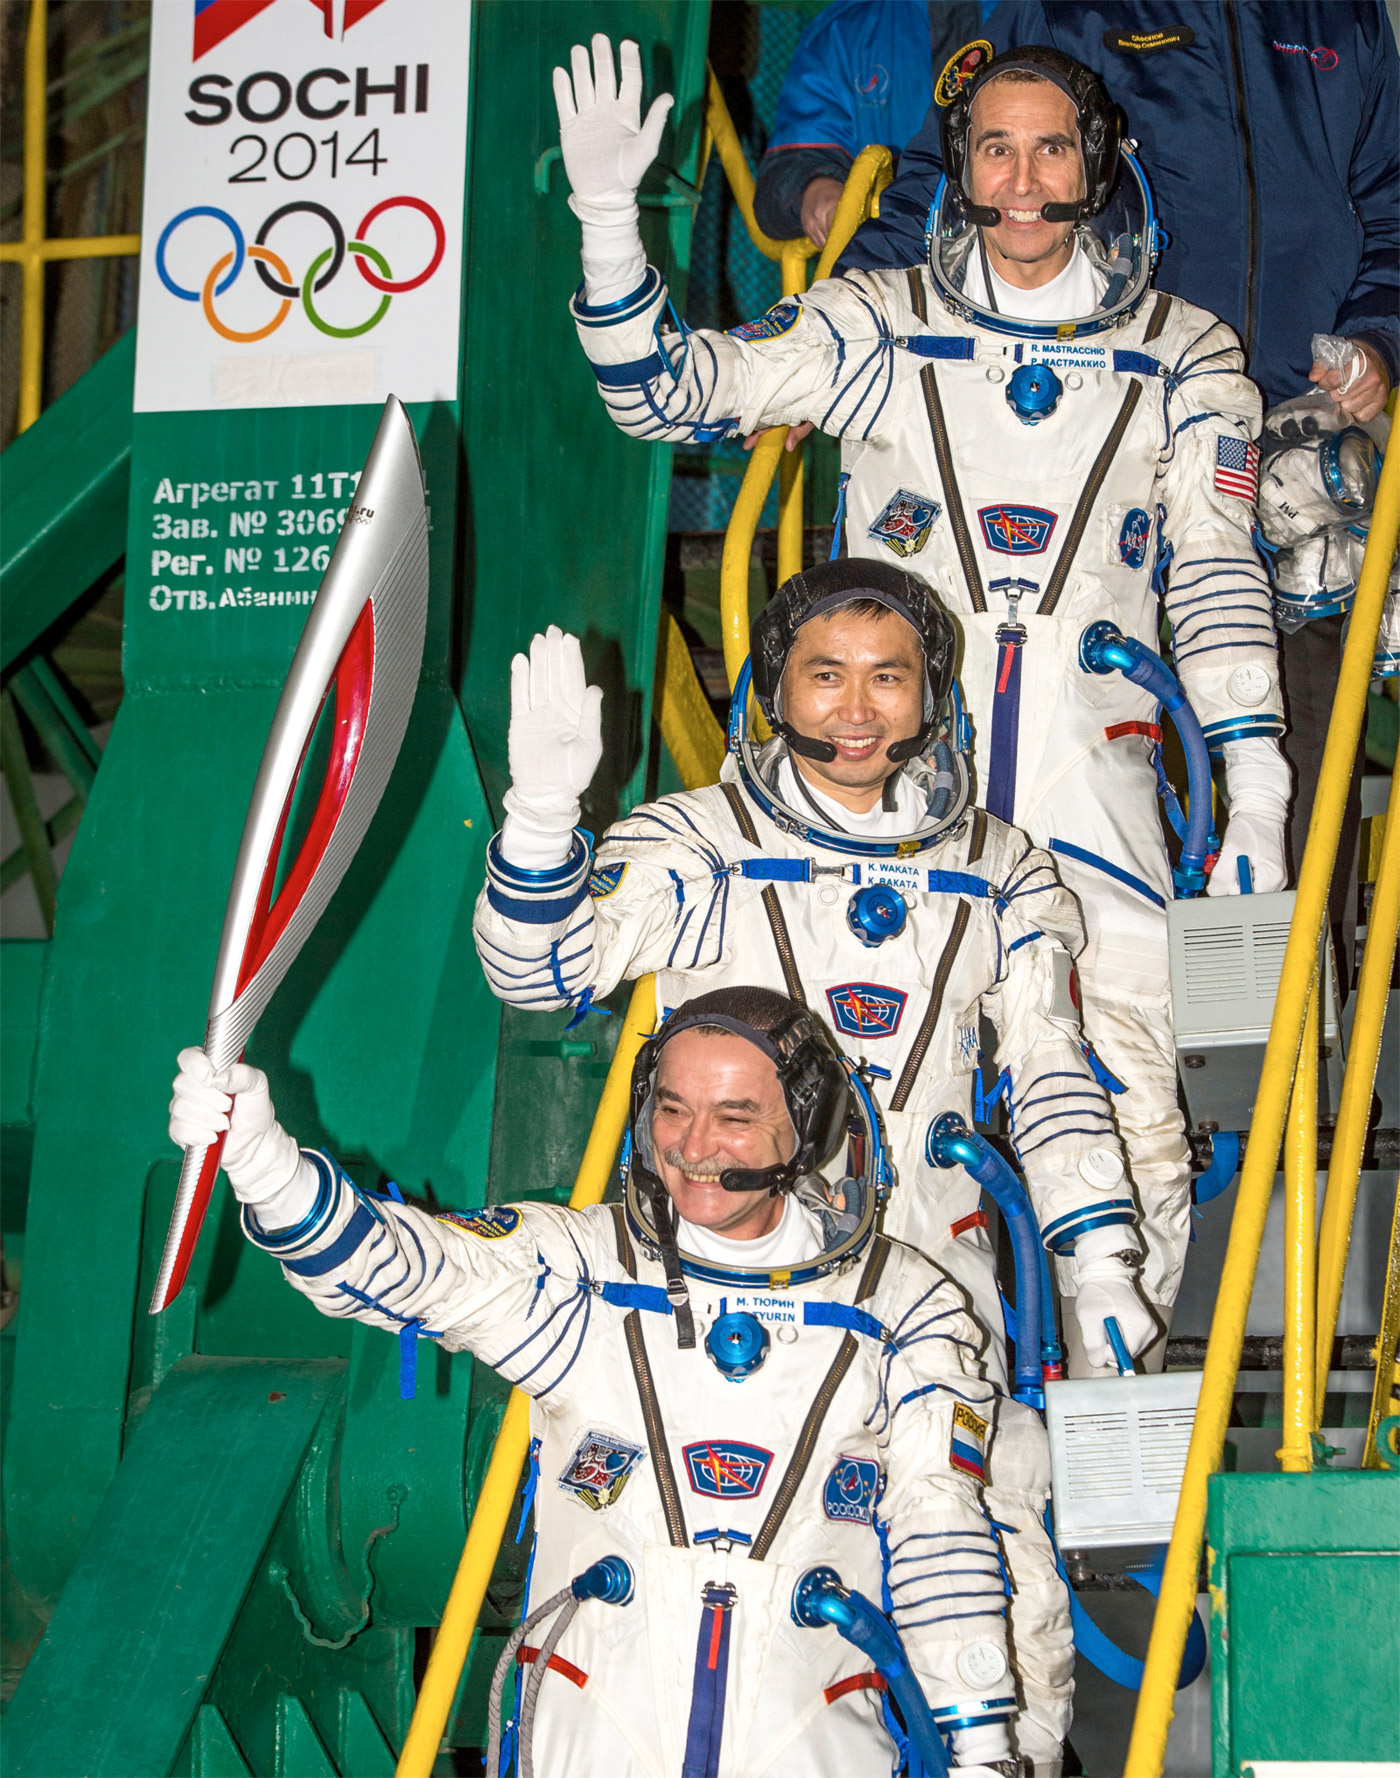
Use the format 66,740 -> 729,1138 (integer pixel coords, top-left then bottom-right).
935,39 -> 994,105
1118,508 -> 1151,569
588,861 -> 628,900
826,983 -> 908,1039
824,1455 -> 883,1524
949,1400 -> 989,1480
436,1205 -> 522,1240
979,505 -> 1057,555
868,489 -> 941,558
728,300 -> 801,344
683,1440 -> 773,1499
558,1430 -> 645,1511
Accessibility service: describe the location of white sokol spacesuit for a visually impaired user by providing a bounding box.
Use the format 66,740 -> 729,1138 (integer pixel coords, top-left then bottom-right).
554,37 -> 1293,1328
170,992 -> 1025,1778
472,565 -> 1155,1767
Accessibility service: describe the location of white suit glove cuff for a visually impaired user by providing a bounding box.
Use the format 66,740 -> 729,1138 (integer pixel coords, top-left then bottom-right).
1211,737 -> 1290,896
1073,1222 -> 1143,1270
500,786 -> 581,871
573,196 -> 647,306
251,1152 -> 323,1231
951,1722 -> 1014,1767
1221,737 -> 1291,818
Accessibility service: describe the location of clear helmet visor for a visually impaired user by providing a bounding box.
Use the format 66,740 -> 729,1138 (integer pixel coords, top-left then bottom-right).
927,148 -> 1160,339
625,1059 -> 889,1282
726,657 -> 973,859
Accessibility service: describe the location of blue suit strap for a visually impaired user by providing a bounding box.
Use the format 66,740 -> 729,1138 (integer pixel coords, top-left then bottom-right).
590,352 -> 667,387
276,1200 -> 377,1277
733,857 -> 812,882
1113,350 -> 1164,377
926,870 -> 994,897
599,1280 -> 673,1315
899,335 -> 977,359
1048,838 -> 1166,910
803,1301 -> 888,1343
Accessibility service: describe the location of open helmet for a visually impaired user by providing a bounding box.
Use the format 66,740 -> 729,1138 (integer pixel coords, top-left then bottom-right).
622,986 -> 888,1343
733,558 -> 972,858
927,46 -> 1160,339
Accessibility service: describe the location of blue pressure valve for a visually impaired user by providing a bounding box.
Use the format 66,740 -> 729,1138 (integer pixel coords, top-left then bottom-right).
572,1554 -> 635,1606
792,1568 -> 950,1777
847,883 -> 908,947
705,1310 -> 770,1381
1006,361 -> 1063,425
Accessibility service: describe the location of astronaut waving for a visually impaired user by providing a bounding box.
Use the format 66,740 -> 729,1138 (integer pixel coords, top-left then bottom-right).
473,557 -> 1158,1772
172,988 -> 1024,1778
552,36 -> 1291,1376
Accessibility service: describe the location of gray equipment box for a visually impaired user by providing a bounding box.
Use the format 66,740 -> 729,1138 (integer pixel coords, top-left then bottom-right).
1167,889 -> 1345,1133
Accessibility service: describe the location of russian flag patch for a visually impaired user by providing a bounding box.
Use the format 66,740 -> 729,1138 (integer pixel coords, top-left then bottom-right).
949,1400 -> 989,1479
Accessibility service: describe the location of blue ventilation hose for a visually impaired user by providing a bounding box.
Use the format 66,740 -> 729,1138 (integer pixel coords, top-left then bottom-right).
792,1569 -> 950,1778
1079,622 -> 1214,897
926,1113 -> 1062,1405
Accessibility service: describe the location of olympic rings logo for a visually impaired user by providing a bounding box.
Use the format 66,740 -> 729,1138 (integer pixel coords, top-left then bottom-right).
154,197 -> 445,342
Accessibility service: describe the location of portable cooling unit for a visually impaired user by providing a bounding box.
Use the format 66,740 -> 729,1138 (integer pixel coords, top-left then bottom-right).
1166,889 -> 1345,1133
1045,1369 -> 1204,1549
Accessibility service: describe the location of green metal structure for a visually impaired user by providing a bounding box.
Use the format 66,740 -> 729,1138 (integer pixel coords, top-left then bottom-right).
1207,1469 -> 1400,1769
1,5 -> 708,1770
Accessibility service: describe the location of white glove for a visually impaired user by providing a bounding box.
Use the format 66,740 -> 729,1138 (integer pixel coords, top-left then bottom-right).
500,626 -> 604,871
1072,1224 -> 1158,1371
553,36 -> 672,304
1208,736 -> 1291,896
169,1048 -> 318,1229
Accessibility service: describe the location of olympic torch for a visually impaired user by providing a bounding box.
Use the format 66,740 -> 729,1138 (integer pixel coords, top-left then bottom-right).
149,395 -> 430,1315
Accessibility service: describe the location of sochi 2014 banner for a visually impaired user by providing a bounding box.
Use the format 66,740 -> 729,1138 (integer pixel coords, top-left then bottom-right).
135,0 -> 470,413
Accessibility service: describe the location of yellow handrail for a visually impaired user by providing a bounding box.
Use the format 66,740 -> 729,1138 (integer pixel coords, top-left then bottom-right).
1278,978 -> 1318,1473
395,974 -> 657,1777
1125,439 -> 1400,1776
0,0 -> 141,434
703,66 -> 819,265
1314,751 -> 1400,1419
656,610 -> 726,788
703,74 -> 892,689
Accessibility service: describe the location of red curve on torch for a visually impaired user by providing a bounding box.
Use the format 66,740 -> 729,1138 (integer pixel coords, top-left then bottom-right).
158,601 -> 376,1308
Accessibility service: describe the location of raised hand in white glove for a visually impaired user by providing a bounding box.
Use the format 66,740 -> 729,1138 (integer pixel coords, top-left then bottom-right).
554,35 -> 672,215
500,626 -> 604,871
554,36 -> 673,305
1072,1224 -> 1158,1371
1208,736 -> 1290,896
169,1048 -> 318,1229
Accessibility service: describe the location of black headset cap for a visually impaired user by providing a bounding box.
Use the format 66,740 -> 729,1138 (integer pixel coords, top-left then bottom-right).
939,45 -> 1125,226
749,558 -> 957,764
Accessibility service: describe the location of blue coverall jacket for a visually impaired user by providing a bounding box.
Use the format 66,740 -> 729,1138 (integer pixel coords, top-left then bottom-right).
752,0 -> 982,240
834,2 -> 1399,406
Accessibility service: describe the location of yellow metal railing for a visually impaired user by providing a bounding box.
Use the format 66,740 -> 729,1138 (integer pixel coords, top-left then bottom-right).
0,0 -> 141,434
1125,441 -> 1400,1775
705,67 -> 893,688
394,78 -> 893,1775
395,975 -> 656,1777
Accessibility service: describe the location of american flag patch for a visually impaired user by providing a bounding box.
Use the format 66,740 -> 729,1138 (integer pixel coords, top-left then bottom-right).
1214,435 -> 1260,501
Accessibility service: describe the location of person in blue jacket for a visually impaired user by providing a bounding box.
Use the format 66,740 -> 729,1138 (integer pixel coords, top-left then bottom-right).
753,0 -> 985,246
836,2 -> 1399,415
